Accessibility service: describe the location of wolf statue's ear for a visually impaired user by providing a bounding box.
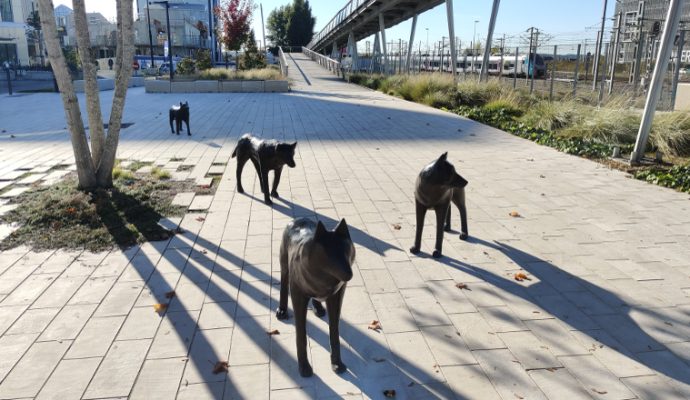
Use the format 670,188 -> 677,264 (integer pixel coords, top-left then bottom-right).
179,102 -> 183,106
315,220 -> 327,239
334,218 -> 350,239
290,142 -> 297,148
436,152 -> 448,163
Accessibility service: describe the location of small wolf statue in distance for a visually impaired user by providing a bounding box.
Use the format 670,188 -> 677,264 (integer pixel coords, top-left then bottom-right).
231,134 -> 297,205
276,218 -> 355,378
169,102 -> 190,136
410,152 -> 469,258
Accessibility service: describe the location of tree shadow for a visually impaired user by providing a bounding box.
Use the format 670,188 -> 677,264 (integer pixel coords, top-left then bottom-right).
435,236 -> 690,392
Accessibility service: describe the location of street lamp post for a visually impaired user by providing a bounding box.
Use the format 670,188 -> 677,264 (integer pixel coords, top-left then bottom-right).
152,1 -> 173,80
146,2 -> 155,68
473,20 -> 479,72
426,28 -> 429,54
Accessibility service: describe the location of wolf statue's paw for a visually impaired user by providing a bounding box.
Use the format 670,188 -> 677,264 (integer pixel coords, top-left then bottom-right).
187,132 -> 191,136
331,361 -> 347,374
271,191 -> 279,198
311,300 -> 326,318
409,246 -> 420,255
237,187 -> 244,194
444,224 -> 452,232
264,198 -> 273,206
459,232 -> 468,240
299,362 -> 313,378
275,308 -> 288,320
432,249 -> 442,258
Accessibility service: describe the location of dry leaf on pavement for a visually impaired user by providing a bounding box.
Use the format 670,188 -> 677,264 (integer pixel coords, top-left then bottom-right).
383,389 -> 396,398
509,211 -> 521,218
455,283 -> 470,290
153,303 -> 168,313
212,361 -> 229,374
267,329 -> 280,335
368,320 -> 382,331
195,216 -> 206,222
514,272 -> 531,281
392,223 -> 402,230
164,291 -> 176,299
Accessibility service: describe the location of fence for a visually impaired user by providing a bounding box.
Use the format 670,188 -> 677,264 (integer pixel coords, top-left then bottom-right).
303,47 -> 342,77
278,47 -> 288,77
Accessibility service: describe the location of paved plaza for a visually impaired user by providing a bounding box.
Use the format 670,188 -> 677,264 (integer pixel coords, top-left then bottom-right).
0,53 -> 690,399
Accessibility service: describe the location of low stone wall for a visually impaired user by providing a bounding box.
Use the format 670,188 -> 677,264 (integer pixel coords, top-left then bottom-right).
144,79 -> 289,93
73,77 -> 146,92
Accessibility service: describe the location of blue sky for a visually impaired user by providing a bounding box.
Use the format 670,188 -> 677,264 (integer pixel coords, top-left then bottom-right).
56,0 -> 619,53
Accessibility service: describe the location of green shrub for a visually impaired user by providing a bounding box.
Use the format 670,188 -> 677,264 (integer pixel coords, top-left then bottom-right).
195,49 -> 212,71
177,57 -> 196,75
634,165 -> 690,192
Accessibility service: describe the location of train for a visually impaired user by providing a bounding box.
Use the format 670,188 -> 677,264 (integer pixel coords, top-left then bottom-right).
420,53 -> 547,78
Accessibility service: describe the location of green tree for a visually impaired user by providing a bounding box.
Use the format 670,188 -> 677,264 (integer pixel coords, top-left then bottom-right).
240,30 -> 266,70
195,49 -> 212,70
287,0 -> 315,47
177,57 -> 196,75
266,4 -> 290,48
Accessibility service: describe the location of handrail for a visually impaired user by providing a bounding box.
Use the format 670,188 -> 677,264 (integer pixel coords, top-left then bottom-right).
278,46 -> 289,77
306,0 -> 369,49
302,47 -> 342,77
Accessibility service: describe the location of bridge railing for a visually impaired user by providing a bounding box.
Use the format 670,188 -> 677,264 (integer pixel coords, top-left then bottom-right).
278,46 -> 289,77
306,0 -> 368,49
303,47 -> 342,77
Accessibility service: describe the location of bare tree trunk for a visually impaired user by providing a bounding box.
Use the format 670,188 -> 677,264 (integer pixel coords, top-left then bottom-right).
96,0 -> 135,187
72,0 -> 106,167
37,0 -> 97,189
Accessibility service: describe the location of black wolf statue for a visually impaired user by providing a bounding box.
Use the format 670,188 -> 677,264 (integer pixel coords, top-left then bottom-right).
410,152 -> 468,258
232,134 -> 297,205
276,218 -> 355,377
169,102 -> 190,136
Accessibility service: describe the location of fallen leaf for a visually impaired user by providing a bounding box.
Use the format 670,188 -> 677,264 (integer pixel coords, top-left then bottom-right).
664,321 -> 673,326
407,381 -> 415,387
383,389 -> 396,398
514,394 -> 524,399
153,303 -> 168,313
164,291 -> 176,299
196,216 -> 206,222
509,211 -> 521,218
392,223 -> 402,230
546,367 -> 557,372
539,174 -> 546,178
267,329 -> 280,335
212,361 -> 229,374
201,249 -> 208,254
455,283 -> 470,290
591,389 -> 608,395
514,272 -> 531,282
368,320 -> 382,331
372,357 -> 386,363
532,311 -> 541,314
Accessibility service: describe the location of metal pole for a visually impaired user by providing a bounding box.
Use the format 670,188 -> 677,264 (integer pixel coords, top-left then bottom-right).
480,0 -> 501,82
632,32 -> 645,93
165,2 -> 173,80
550,45 -> 557,101
4,67 -> 12,95
598,42 -> 609,106
399,38 -> 403,74
593,0 -> 608,89
260,3 -> 266,51
573,43 -> 581,96
513,46 -> 518,88
632,0 -> 683,163
609,12 -> 622,95
407,14 -> 418,74
592,31 -> 601,89
671,29 -> 685,111
528,27 -> 536,94
208,0 -> 216,62
379,13 -> 388,74
440,37 -> 445,73
447,0 -> 457,78
147,2 -> 155,68
499,35 -> 504,82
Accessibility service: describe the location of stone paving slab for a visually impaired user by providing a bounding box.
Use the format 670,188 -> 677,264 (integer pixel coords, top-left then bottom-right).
1,53 -> 690,399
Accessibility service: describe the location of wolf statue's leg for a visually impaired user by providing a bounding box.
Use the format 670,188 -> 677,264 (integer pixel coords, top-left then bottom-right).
169,112 -> 175,134
432,203 -> 449,258
444,203 -> 452,232
326,286 -> 347,373
311,298 -> 325,317
452,188 -> 469,240
235,155 -> 249,193
184,117 -> 190,136
261,168 -> 272,205
291,290 -> 312,377
276,246 -> 289,320
410,200 -> 426,254
271,167 -> 283,198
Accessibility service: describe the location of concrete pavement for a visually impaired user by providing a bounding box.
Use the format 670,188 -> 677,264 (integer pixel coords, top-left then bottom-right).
0,54 -> 689,399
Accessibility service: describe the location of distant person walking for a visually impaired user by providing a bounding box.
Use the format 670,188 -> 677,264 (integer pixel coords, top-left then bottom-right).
108,58 -> 114,70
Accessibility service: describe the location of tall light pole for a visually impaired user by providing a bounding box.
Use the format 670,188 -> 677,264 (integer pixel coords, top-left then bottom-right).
146,1 -> 155,68
152,1 -> 173,80
207,0 -> 216,62
473,19 -> 479,72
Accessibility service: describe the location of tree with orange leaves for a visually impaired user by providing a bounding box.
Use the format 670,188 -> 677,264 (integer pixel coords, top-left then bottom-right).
215,0 -> 255,52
